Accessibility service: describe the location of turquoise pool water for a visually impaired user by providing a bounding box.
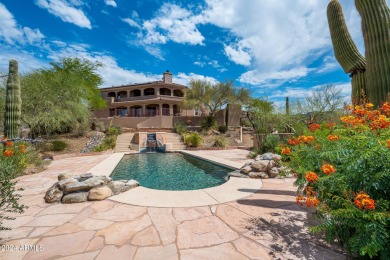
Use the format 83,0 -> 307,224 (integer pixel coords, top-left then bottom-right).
110,153 -> 232,190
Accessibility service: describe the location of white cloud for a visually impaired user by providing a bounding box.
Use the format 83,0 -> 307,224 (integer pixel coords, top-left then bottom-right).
23,27 -> 45,44
175,72 -> 218,86
122,18 -> 141,29
104,0 -> 117,8
35,0 -> 92,29
0,3 -> 24,43
239,67 -> 311,86
130,3 -> 205,46
224,42 -> 251,66
317,56 -> 340,74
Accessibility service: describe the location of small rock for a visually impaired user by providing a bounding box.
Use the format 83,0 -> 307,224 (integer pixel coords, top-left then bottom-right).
77,173 -> 93,182
240,166 -> 252,174
58,173 -> 73,181
88,186 -> 112,201
108,181 -> 126,195
255,155 -> 261,161
125,180 -> 140,188
63,176 -> 109,193
62,192 -> 88,204
272,154 -> 282,162
249,172 -> 269,179
228,171 -> 250,178
44,183 -> 63,203
262,153 -> 273,160
268,167 -> 279,178
251,160 -> 269,172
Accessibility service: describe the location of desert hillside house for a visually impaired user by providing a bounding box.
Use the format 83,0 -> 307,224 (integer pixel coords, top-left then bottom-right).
93,71 -> 199,129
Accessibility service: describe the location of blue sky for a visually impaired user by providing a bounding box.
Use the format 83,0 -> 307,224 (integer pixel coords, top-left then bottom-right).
1,0 -> 389,107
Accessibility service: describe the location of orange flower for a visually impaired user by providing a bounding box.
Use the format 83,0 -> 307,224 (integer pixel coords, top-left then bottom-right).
287,137 -> 301,146
387,140 -> 390,149
5,141 -> 12,147
309,124 -> 320,132
296,195 -> 306,206
305,172 -> 319,182
299,135 -> 315,144
306,197 -> 320,208
281,147 -> 291,155
354,192 -> 375,210
321,164 -> 336,175
19,144 -> 25,150
327,135 -> 339,141
365,103 -> 374,109
3,149 -> 14,157
326,123 -> 335,129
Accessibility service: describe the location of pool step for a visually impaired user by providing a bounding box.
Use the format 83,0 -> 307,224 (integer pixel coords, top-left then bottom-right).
114,133 -> 136,153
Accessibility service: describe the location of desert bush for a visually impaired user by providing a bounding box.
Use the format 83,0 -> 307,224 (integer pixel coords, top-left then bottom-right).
201,116 -> 218,131
50,140 -> 67,151
213,135 -> 228,147
173,123 -> 188,135
218,125 -> 228,133
260,134 -> 281,153
184,132 -> 203,147
93,135 -> 117,152
106,126 -> 120,136
286,103 -> 390,259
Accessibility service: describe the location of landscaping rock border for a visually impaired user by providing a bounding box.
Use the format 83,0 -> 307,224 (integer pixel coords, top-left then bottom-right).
44,173 -> 139,204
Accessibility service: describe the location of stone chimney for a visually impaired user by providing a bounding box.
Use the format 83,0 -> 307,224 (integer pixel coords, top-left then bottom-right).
163,70 -> 172,83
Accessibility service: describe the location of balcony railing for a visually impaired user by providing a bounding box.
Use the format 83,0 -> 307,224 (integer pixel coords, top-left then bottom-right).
110,94 -> 184,103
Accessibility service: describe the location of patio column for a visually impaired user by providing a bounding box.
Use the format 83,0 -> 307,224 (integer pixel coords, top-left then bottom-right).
169,104 -> 173,116
142,105 -> 146,116
156,87 -> 160,96
158,104 -> 162,116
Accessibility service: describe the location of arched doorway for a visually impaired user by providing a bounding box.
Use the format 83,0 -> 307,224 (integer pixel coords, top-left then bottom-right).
162,104 -> 170,116
116,106 -> 128,117
146,104 -> 159,116
117,91 -> 127,99
107,92 -> 116,98
130,89 -> 141,97
129,106 -> 142,117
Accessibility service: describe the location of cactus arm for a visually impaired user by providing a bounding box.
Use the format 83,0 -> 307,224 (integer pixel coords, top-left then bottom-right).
327,0 -> 366,74
4,59 -> 21,139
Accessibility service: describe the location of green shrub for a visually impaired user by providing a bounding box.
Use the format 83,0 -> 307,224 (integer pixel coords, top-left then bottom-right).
184,132 -> 203,147
288,103 -> 390,259
93,135 -> 117,151
174,123 -> 188,135
218,125 -> 228,133
248,147 -> 261,159
213,136 -> 228,147
261,134 -> 280,153
201,116 -> 218,130
50,140 -> 67,151
106,126 -> 120,136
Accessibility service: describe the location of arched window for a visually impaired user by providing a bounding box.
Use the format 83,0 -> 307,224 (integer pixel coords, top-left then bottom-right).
117,91 -> 127,98
130,89 -> 141,97
116,107 -> 128,117
160,88 -> 171,96
173,89 -> 184,97
107,92 -> 116,98
144,88 -> 155,96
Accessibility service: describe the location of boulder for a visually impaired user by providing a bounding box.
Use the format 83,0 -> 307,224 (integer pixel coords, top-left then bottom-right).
267,160 -> 276,171
57,178 -> 78,191
62,192 -> 88,204
240,166 -> 252,174
58,173 -> 73,181
249,172 -> 269,179
88,186 -> 112,201
63,176 -> 110,193
44,183 -> 63,203
251,160 -> 269,172
272,154 -> 282,162
268,167 -> 279,178
261,153 -> 273,160
108,181 -> 127,195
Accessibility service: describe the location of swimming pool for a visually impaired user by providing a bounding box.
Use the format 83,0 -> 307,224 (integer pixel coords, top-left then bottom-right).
110,153 -> 233,190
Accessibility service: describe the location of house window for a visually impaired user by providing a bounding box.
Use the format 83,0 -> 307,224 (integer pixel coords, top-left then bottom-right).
144,88 -> 155,96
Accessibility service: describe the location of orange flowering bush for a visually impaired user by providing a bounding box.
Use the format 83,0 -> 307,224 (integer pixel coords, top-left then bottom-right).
286,102 -> 390,258
309,123 -> 320,132
281,147 -> 291,155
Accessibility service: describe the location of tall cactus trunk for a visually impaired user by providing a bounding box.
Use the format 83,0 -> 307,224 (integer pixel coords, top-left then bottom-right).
4,60 -> 21,139
285,97 -> 290,115
355,0 -> 390,107
327,0 -> 367,104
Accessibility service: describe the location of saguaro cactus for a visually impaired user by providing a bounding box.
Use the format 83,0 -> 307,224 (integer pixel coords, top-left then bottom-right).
4,59 -> 21,139
327,0 -> 390,106
286,97 -> 290,115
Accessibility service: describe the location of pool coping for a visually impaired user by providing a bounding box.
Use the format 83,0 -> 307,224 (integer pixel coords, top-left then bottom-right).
87,151 -> 262,208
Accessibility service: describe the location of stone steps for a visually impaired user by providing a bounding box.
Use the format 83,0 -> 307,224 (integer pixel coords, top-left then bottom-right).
165,133 -> 186,150
114,133 -> 135,153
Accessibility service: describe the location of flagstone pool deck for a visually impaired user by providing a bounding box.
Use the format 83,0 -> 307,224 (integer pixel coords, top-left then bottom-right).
0,150 -> 346,260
